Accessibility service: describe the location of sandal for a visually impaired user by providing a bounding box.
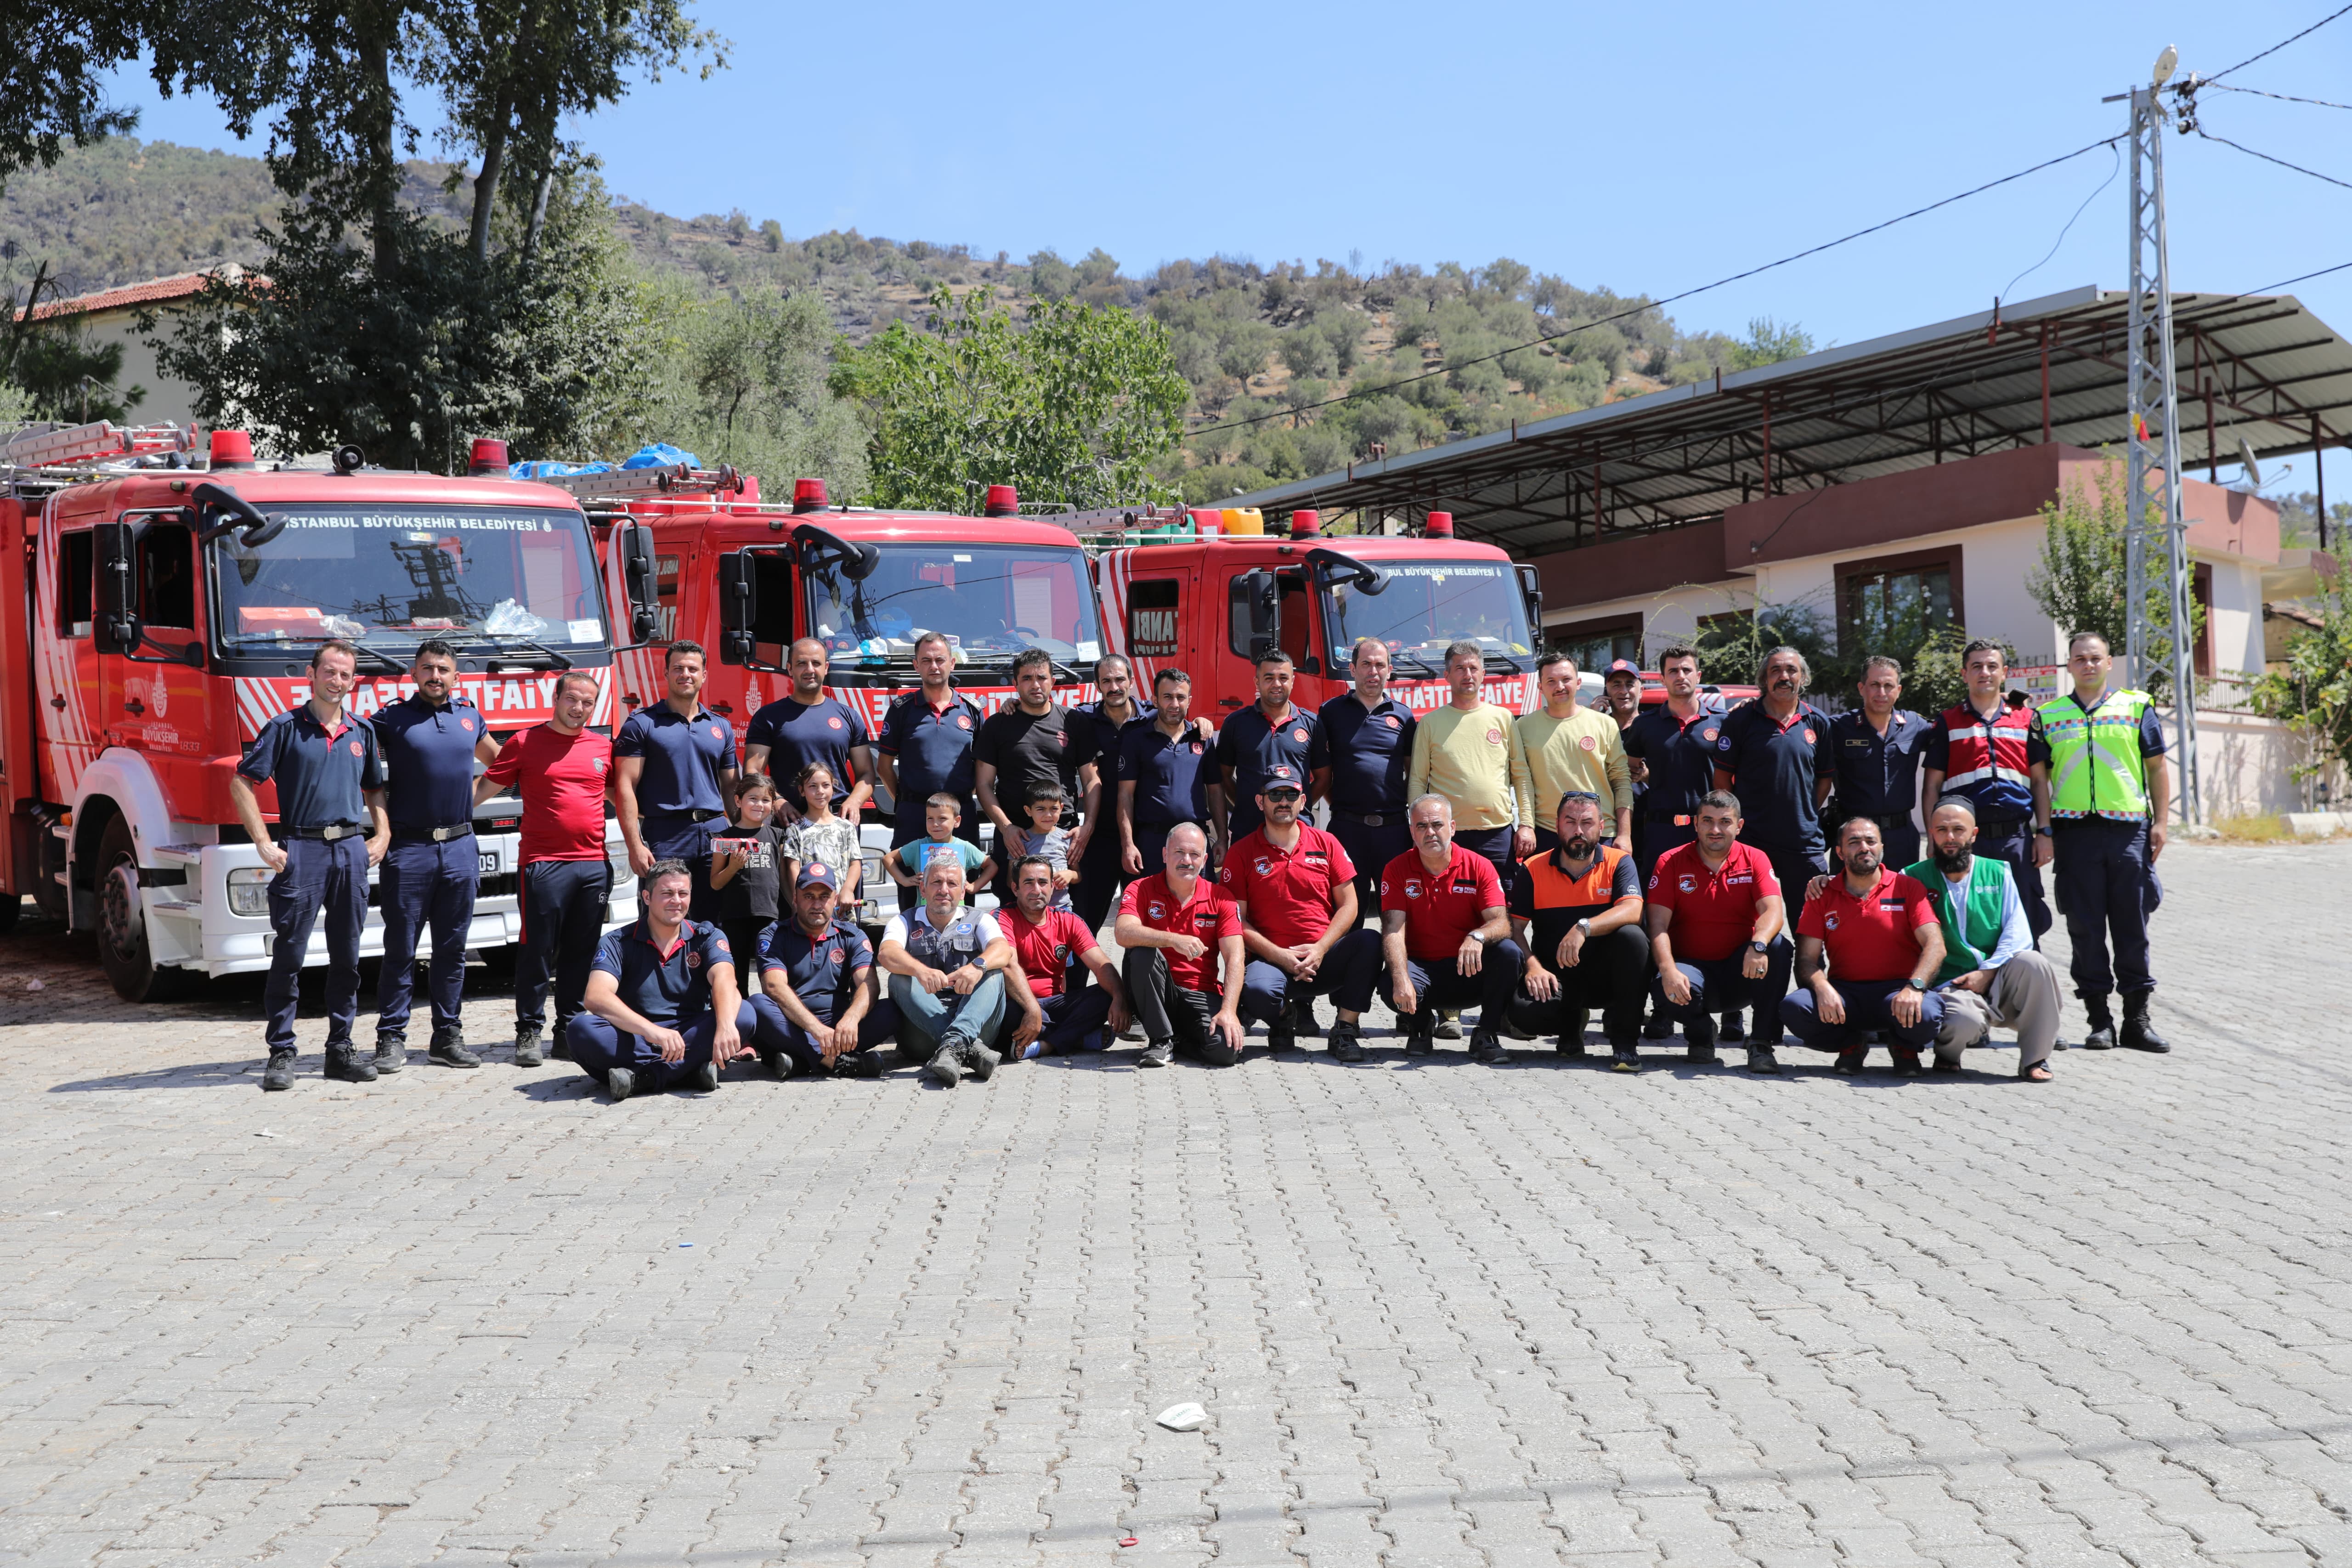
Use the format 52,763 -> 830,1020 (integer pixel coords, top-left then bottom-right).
2019,1061 -> 2053,1082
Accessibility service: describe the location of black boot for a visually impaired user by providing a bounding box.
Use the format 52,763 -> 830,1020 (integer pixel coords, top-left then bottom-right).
260,1048 -> 296,1092
323,1041 -> 376,1083
1328,1021 -> 1366,1063
512,1022 -> 546,1069
2120,992 -> 2171,1053
1685,1011 -> 1718,1066
2081,994 -> 2116,1050
430,1028 -> 481,1069
372,1032 -> 406,1074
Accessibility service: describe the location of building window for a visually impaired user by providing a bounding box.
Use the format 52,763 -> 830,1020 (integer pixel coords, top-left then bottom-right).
1548,613 -> 1640,673
2192,561 -> 2214,679
1837,549 -> 1962,657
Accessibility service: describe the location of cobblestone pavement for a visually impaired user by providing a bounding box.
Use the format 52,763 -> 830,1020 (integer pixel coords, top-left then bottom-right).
3,840 -> 2350,1568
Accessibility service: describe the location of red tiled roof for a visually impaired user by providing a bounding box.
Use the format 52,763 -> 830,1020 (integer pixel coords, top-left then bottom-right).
14,269 -> 247,323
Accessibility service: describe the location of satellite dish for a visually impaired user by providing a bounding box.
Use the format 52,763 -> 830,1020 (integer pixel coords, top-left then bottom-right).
2237,437 -> 2262,487
2153,45 -> 2178,88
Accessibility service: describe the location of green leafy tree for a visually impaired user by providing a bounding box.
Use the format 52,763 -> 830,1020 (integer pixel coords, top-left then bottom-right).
1725,315 -> 1815,371
671,291 -> 869,495
1690,601 -> 1848,701
833,284 -> 1188,513
2246,582 -> 2352,805
10,326 -> 146,422
0,0 -> 144,190
2026,458 -> 2204,700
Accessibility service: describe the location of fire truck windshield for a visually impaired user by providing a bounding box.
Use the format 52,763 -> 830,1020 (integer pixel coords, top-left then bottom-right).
1323,559 -> 1535,675
805,542 -> 1104,673
211,504 -> 610,657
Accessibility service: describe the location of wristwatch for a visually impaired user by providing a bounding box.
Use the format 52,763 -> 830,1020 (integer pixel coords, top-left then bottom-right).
1577,918 -> 1593,938
1749,940 -> 1769,955
1902,978 -> 1927,993
2033,824 -> 2053,837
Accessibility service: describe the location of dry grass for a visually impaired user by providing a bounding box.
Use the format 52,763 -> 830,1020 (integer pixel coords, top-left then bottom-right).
2208,813 -> 2299,843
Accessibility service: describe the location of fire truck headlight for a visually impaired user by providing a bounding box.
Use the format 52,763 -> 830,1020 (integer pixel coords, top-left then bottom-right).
226,868 -> 272,917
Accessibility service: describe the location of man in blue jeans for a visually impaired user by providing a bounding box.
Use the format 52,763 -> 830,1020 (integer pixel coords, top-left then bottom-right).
876,855 -> 1012,1087
567,860 -> 753,1101
1782,815 -> 1948,1076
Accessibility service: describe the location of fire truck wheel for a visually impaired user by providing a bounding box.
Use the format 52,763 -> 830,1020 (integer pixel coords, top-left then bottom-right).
94,816 -> 195,1002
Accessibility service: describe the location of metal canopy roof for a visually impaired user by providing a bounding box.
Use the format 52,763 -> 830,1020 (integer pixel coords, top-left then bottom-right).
1225,285 -> 2352,554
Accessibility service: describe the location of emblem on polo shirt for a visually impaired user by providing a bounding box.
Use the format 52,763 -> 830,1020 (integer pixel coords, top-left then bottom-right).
1190,743 -> 1203,755
686,951 -> 703,967
828,715 -> 844,730
1803,728 -> 1815,744
1823,913 -> 1839,931
1702,727 -> 1718,742
1679,875 -> 1696,892
1148,902 -> 1165,920
1255,858 -> 1270,875
956,714 -> 972,729
1384,715 -> 1400,728
594,756 -> 608,771
461,716 -> 476,732
1577,733 -> 1597,752
1486,727 -> 1502,745
348,740 -> 364,756
1404,879 -> 1424,900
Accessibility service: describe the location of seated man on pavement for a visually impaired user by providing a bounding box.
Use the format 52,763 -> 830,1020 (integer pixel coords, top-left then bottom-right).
569,858 -> 753,1101
746,860 -> 894,1080
999,855 -> 1131,1059
1221,777 -> 1383,1062
875,855 -> 1013,1088
1379,793 -> 1526,1063
1911,796 -> 2063,1082
1506,791 -> 1650,1062
1644,790 -> 1793,1074
1116,823 -> 1248,1069
1782,815 -> 1947,1075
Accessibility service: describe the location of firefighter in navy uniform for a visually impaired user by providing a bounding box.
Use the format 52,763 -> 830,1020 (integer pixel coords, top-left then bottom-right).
371,640 -> 501,1071
1921,639 -> 2053,940
2030,631 -> 2173,1053
226,640 -> 391,1091
615,640 -> 737,918
1620,646 -> 1728,1039
1066,653 -> 1152,934
1820,656 -> 1929,871
1312,636 -> 1417,923
875,630 -> 987,912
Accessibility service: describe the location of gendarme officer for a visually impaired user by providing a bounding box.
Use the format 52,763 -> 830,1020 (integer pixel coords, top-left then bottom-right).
372,639 -> 501,1072
227,640 -> 390,1091
2030,630 -> 2173,1053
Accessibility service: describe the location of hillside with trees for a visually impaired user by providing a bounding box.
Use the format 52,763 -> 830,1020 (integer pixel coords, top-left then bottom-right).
5,136 -> 1812,501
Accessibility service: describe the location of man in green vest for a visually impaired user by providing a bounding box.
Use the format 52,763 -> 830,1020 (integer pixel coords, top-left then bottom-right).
2028,630 -> 2172,1052
1909,798 -> 2062,1081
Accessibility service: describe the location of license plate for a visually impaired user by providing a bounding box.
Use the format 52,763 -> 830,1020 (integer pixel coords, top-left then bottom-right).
478,849 -> 499,877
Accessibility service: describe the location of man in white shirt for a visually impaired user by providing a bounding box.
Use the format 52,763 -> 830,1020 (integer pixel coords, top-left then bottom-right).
876,856 -> 1016,1087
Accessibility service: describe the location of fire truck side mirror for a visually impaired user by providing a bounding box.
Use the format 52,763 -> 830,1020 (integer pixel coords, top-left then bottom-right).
94,521 -> 142,656
620,526 -> 660,642
1233,569 -> 1280,662
717,549 -> 757,666
1516,564 -> 1544,643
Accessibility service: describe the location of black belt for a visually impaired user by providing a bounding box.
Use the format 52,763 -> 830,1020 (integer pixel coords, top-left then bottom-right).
1332,809 -> 1403,827
645,808 -> 727,824
281,823 -> 367,842
393,822 -> 475,843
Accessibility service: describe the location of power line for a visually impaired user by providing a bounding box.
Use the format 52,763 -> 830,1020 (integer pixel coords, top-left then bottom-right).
2194,126 -> 2352,191
1999,141 -> 2121,304
2207,1 -> 2352,81
2205,81 -> 2352,110
1189,134 -> 2126,438
2249,258 -> 2352,291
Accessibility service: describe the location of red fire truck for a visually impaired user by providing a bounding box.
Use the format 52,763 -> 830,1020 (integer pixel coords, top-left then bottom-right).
1086,507 -> 1547,718
542,467 -> 1109,921
0,422 -> 661,999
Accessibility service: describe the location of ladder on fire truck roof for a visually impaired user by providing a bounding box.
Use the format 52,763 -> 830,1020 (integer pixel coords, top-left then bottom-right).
529,461 -> 746,503
1045,504 -> 1191,553
1,419 -> 200,474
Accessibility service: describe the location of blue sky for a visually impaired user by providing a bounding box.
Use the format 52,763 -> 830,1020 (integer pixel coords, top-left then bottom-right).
110,0 -> 2352,500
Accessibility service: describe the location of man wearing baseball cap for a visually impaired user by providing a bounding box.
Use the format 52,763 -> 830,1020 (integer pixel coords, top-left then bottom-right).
1221,777 -> 1382,1060
746,861 -> 894,1078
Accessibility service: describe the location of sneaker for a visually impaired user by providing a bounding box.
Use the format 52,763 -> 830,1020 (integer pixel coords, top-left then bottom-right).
1747,1045 -> 1780,1075
1468,1029 -> 1504,1064
1642,1006 -> 1674,1041
694,1060 -> 720,1092
1611,1045 -> 1642,1072
840,1049 -> 888,1079
1834,1048 -> 1866,1075
1290,1000 -> 1325,1038
1137,1040 -> 1174,1069
1433,1012 -> 1463,1040
605,1067 -> 634,1100
961,1040 -> 1001,1082
1685,1040 -> 1719,1065
261,1048 -> 296,1092
511,1024 -> 544,1069
1685,1013 -> 1719,1059
1403,1027 -> 1436,1057
372,1033 -> 407,1074
546,1022 -> 572,1062
323,1042 -> 376,1083
1328,1024 -> 1366,1063
1268,1018 -> 1297,1054
1719,1009 -> 1747,1043
927,1046 -> 965,1087
1556,1035 -> 1587,1058
1891,1048 -> 1924,1078
429,1030 -> 481,1070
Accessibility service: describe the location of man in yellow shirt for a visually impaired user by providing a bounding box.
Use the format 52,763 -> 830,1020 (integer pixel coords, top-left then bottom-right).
1408,640 -> 1528,892
1514,651 -> 1634,859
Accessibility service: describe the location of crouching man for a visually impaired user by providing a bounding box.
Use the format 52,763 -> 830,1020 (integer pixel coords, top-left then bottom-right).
1910,797 -> 2063,1081
876,855 -> 1012,1087
1782,816 -> 1946,1075
748,860 -> 895,1079
1508,791 -> 1650,1059
1117,823 -> 1248,1068
568,859 -> 752,1101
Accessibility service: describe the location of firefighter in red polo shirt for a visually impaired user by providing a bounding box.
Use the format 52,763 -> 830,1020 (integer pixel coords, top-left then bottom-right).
1782,815 -> 1948,1075
1221,779 -> 1384,1060
1378,794 -> 1527,1063
1116,824 -> 1248,1068
1643,790 -> 1793,1074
